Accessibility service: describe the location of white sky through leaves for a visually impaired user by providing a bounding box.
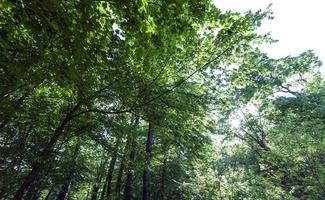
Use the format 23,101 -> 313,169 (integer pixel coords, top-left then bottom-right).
211,1 -> 325,141
215,0 -> 325,73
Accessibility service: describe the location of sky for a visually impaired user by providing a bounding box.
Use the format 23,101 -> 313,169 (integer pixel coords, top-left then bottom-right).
214,0 -> 325,72
210,0 -> 325,137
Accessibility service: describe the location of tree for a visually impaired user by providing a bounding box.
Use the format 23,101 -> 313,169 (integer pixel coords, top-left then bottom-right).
1,0 -> 323,199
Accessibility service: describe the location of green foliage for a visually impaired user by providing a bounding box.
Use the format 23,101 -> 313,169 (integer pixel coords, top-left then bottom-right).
0,0 -> 323,199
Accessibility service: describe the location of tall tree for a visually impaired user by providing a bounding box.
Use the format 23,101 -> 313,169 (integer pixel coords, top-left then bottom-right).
1,0 -> 323,199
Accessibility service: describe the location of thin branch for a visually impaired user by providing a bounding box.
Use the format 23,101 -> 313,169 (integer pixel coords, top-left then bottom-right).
279,85 -> 299,95
132,48 -> 231,110
70,108 -> 131,120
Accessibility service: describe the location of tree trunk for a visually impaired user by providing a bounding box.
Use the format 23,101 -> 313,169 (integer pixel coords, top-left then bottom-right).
14,103 -> 81,200
25,186 -> 38,200
56,168 -> 73,199
142,122 -> 153,200
124,150 -> 134,200
14,164 -> 42,200
142,170 -> 150,200
44,186 -> 54,200
124,116 -> 139,200
31,191 -> 40,200
115,154 -> 125,199
91,159 -> 107,200
105,155 -> 117,197
100,138 -> 120,200
160,148 -> 168,200
86,182 -> 92,200
56,143 -> 80,200
91,184 -> 100,200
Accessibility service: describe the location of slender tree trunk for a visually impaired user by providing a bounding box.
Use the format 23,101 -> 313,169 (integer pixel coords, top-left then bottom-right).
115,154 -> 125,199
124,116 -> 139,200
44,186 -> 54,200
56,172 -> 72,199
91,159 -> 107,200
105,155 -> 117,197
25,186 -> 37,200
100,138 -> 120,200
14,164 -> 42,200
14,103 -> 81,200
142,122 -> 153,200
124,144 -> 135,200
160,147 -> 168,200
86,182 -> 92,200
91,184 -> 100,200
124,150 -> 135,200
167,193 -> 173,200
100,178 -> 108,200
31,191 -> 40,200
56,143 -> 80,200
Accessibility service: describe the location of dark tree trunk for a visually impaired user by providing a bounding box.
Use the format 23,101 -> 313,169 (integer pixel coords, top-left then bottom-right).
91,159 -> 107,200
44,186 -> 54,200
124,155 -> 134,200
100,138 -> 120,200
14,103 -> 81,200
86,182 -> 92,200
26,145 -> 66,200
14,130 -> 61,200
124,143 -> 136,200
56,169 -> 73,199
142,171 -> 150,200
124,116 -> 139,200
160,149 -> 168,200
56,142 -> 80,200
100,178 -> 108,199
142,122 -> 153,200
105,155 -> 117,197
31,191 -> 40,200
14,164 -> 41,200
91,184 -> 100,200
100,179 -> 108,200
115,154 -> 125,199
25,186 -> 38,200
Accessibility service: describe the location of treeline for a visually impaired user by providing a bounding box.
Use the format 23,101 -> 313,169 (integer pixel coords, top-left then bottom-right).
0,0 -> 324,199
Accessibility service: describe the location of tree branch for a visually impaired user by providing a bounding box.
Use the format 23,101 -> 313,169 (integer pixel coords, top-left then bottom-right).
132,47 -> 231,110
70,108 -> 131,119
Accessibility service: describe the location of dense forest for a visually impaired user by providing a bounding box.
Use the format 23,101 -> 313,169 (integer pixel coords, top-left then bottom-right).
1,0 -> 324,199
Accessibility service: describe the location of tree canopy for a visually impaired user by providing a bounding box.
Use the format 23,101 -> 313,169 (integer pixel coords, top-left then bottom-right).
0,0 -> 324,199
